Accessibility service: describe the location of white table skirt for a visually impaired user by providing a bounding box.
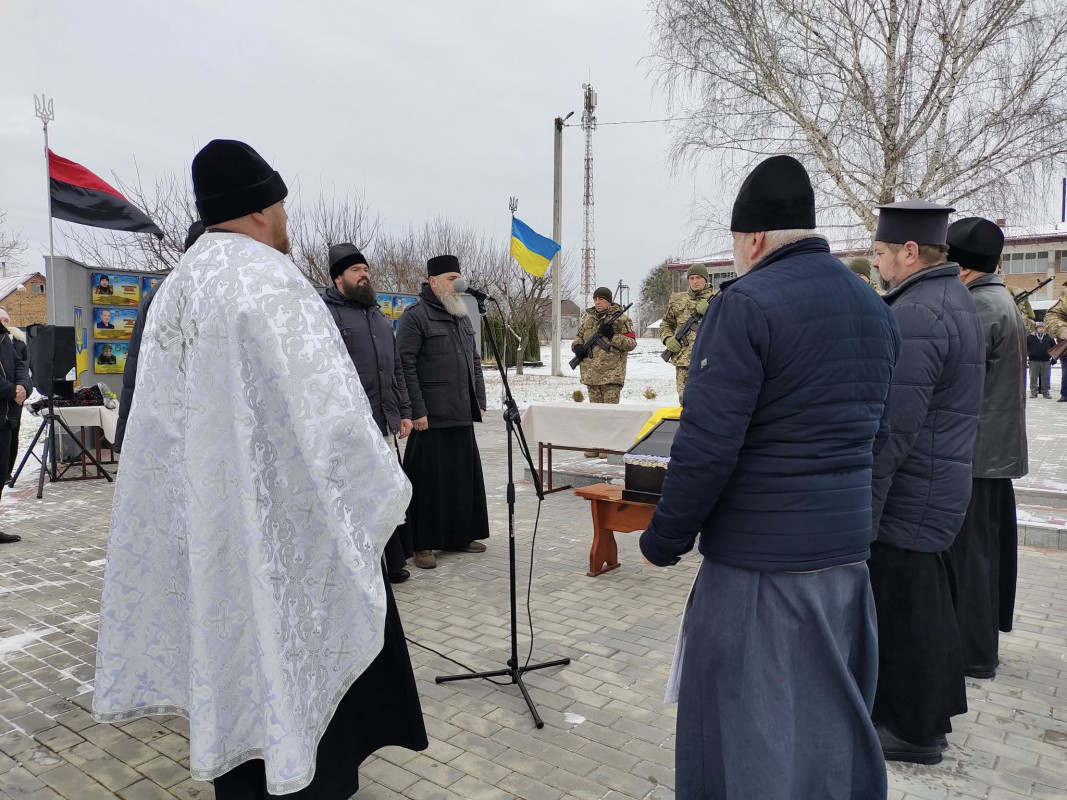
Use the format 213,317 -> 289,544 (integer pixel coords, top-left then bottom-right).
520,402 -> 654,452
54,405 -> 119,444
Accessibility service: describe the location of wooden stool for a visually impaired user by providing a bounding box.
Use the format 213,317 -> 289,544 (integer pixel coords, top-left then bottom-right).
574,483 -> 656,576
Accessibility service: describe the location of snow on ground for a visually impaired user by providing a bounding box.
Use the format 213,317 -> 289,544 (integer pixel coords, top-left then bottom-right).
482,339 -> 680,409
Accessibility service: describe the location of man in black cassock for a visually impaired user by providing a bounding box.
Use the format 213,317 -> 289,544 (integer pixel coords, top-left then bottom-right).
396,255 -> 489,570
322,243 -> 415,583
870,200 -> 984,764
948,218 -> 1027,679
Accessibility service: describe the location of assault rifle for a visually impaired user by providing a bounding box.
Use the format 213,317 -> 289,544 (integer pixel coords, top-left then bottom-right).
661,305 -> 706,363
569,303 -> 633,369
1014,276 -> 1053,305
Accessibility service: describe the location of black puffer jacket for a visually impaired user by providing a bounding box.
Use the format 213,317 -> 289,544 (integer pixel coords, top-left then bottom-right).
872,263 -> 984,552
395,283 -> 485,428
321,287 -> 411,436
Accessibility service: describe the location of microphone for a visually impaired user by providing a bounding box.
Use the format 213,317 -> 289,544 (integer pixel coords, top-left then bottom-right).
453,277 -> 492,303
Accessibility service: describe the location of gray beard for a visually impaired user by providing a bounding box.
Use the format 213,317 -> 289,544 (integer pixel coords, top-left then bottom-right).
440,292 -> 468,317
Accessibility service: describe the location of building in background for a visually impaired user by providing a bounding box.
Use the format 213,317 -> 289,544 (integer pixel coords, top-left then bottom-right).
0,273 -> 47,327
664,225 -> 1067,317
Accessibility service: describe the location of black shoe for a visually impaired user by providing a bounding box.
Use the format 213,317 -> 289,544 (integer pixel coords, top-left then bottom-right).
1042,393 -> 1052,399
936,734 -> 949,752
389,569 -> 410,584
1059,396 -> 1067,402
875,723 -> 943,765
0,531 -> 21,544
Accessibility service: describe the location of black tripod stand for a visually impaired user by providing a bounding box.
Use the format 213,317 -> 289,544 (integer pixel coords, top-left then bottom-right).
9,395 -> 114,499
435,295 -> 569,728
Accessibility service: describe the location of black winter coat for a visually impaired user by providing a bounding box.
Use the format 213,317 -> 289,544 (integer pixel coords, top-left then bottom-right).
0,327 -> 32,429
872,263 -> 984,552
967,273 -> 1027,479
1026,332 -> 1054,362
395,284 -> 485,428
322,287 -> 411,436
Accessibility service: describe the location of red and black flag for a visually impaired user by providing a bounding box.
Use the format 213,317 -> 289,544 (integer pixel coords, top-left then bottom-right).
48,150 -> 164,238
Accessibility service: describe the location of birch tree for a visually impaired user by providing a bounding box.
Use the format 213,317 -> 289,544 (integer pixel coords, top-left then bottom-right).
652,0 -> 1067,239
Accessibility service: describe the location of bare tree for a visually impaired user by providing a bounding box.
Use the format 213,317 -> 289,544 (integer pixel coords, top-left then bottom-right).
652,0 -> 1067,240
0,211 -> 28,272
60,167 -> 194,270
288,189 -> 383,285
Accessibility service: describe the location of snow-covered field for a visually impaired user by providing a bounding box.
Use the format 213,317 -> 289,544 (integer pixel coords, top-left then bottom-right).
482,339 -> 680,409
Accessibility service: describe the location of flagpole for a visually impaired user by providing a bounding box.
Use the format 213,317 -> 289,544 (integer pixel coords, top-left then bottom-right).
34,94 -> 55,274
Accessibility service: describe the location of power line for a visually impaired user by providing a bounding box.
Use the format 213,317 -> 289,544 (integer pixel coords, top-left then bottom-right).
566,115 -> 711,127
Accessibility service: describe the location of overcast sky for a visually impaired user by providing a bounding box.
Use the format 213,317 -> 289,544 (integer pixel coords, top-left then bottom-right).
0,0 -> 729,297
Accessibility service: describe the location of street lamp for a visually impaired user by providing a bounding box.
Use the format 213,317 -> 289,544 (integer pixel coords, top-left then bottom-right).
551,110 -> 574,376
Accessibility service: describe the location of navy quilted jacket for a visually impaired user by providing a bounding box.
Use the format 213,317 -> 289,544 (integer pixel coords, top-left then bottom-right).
640,238 -> 901,571
871,263 -> 984,552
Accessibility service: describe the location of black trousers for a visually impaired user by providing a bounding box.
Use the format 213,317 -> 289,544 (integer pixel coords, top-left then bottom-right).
0,426 -> 11,503
950,478 -> 1017,671
868,542 -> 967,743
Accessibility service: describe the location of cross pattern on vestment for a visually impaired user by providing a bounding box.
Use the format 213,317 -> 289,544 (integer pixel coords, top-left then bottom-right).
322,457 -> 344,488
203,461 -> 239,503
207,599 -> 244,640
324,633 -> 354,670
198,323 -> 227,357
165,577 -> 186,603
147,641 -> 182,667
307,378 -> 341,414
319,564 -> 339,604
266,571 -> 286,602
293,500 -> 315,529
154,289 -> 200,375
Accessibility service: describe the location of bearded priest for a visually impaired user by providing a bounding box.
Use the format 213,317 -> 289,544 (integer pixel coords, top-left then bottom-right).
91,139 -> 427,799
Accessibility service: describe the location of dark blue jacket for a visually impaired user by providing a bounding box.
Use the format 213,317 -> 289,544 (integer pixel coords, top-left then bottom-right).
322,287 -> 411,436
640,238 -> 901,571
871,263 -> 983,552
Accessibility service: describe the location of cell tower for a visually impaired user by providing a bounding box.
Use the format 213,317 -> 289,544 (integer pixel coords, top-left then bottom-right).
580,83 -> 597,310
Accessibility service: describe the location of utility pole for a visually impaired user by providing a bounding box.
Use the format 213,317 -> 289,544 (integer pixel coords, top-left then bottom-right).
34,94 -> 55,275
551,111 -> 573,377
580,84 -> 597,312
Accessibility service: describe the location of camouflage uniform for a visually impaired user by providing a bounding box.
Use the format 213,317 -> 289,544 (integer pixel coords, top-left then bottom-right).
661,286 -> 716,402
1044,284 -> 1067,340
1008,285 -> 1037,334
572,304 -> 637,403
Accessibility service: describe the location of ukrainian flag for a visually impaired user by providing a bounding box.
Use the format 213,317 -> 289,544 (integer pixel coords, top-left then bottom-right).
510,217 -> 561,278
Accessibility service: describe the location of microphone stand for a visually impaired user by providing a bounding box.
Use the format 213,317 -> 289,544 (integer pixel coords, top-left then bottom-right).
435,294 -> 569,728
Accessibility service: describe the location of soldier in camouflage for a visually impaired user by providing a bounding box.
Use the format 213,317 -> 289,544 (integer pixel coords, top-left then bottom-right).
1045,280 -> 1067,401
572,286 -> 637,407
1008,285 -> 1037,334
661,264 -> 716,403
848,258 -> 884,295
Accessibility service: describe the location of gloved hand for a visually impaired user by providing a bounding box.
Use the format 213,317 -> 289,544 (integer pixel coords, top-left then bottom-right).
695,299 -> 709,315
664,336 -> 682,354
571,342 -> 583,355
598,322 -> 615,338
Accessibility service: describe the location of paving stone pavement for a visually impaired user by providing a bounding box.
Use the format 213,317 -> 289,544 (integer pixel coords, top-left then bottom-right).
0,408 -> 1065,799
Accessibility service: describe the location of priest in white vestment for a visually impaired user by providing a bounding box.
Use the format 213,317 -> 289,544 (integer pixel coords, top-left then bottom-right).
93,140 -> 427,798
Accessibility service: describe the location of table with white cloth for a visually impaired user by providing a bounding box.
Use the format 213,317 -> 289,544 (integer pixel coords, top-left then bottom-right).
520,403 -> 653,493
52,405 -> 119,480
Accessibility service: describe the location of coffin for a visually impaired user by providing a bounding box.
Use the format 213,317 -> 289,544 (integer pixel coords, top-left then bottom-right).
622,418 -> 680,504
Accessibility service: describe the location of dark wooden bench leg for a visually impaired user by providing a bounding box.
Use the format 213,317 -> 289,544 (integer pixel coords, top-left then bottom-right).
587,500 -> 620,577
